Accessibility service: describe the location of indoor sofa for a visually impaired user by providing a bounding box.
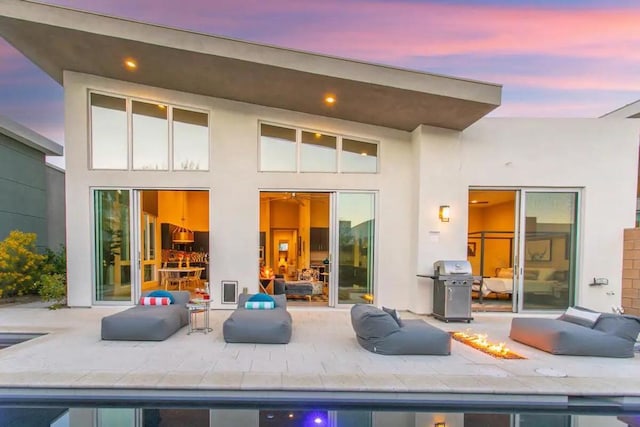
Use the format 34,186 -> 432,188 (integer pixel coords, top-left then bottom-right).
223,293 -> 292,344
101,291 -> 190,341
510,307 -> 640,358
350,304 -> 451,355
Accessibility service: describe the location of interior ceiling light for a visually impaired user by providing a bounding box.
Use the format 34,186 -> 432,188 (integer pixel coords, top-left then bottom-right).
173,192 -> 194,243
324,95 -> 336,105
124,58 -> 137,70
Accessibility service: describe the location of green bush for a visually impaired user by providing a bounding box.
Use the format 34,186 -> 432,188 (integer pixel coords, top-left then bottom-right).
42,245 -> 66,276
38,273 -> 66,309
0,230 -> 46,298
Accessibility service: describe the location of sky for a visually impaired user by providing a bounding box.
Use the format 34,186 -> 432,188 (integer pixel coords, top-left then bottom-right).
1,0 -> 639,168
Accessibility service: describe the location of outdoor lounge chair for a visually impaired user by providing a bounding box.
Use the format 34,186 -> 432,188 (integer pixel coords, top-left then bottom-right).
510,307 -> 640,358
350,304 -> 451,355
101,291 -> 190,341
223,293 -> 292,344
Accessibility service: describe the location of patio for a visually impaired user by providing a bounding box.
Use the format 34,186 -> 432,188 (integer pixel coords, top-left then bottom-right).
0,303 -> 639,410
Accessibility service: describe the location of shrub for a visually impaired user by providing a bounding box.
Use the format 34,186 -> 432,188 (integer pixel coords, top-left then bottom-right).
0,230 -> 46,298
38,273 -> 66,310
42,245 -> 66,276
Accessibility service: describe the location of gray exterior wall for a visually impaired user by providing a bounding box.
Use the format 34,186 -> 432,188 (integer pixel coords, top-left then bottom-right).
46,165 -> 66,249
0,132 -> 48,248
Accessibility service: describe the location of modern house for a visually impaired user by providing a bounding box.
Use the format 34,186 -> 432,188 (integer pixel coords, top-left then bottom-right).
1,1 -> 638,315
0,114 -> 64,250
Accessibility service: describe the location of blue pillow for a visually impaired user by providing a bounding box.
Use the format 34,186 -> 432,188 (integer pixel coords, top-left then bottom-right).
248,293 -> 275,303
148,290 -> 175,304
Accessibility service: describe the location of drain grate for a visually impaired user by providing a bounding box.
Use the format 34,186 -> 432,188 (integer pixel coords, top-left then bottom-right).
0,333 -> 46,350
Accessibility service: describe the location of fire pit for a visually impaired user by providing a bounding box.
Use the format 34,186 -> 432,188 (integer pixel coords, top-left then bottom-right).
452,331 -> 525,359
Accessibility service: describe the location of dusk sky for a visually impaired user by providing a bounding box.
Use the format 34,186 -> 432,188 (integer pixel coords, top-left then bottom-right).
1,0 -> 639,168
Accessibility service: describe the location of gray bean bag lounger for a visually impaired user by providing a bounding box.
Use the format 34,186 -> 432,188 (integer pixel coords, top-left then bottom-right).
223,293 -> 292,344
101,291 -> 190,341
350,304 -> 451,355
510,308 -> 640,358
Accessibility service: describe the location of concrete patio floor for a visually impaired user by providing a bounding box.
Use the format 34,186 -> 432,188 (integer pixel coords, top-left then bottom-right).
0,303 -> 639,411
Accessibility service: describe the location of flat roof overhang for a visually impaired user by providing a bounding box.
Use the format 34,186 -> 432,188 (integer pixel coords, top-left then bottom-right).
0,1 -> 502,132
0,114 -> 63,156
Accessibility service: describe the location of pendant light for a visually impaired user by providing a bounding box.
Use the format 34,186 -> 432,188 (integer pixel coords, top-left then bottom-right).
173,191 -> 194,243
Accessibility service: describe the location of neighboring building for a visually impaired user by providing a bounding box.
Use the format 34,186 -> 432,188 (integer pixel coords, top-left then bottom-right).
0,114 -> 64,250
1,1 -> 638,315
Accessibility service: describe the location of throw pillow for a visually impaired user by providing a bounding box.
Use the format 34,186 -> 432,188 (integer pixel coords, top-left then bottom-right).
382,306 -> 403,327
558,306 -> 601,328
248,293 -> 275,303
245,301 -> 275,310
140,297 -> 171,306
147,290 -> 175,304
497,268 -> 513,278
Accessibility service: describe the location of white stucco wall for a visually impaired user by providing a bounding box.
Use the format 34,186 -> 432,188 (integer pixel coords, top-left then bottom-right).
63,71 -> 414,309
64,71 -> 639,314
411,118 -> 640,314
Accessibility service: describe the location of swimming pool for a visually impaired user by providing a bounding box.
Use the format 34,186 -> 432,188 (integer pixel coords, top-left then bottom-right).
1,404 -> 638,427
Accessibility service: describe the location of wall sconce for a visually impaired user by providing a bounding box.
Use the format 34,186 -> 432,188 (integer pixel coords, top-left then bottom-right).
434,423 -> 446,427
439,205 -> 450,222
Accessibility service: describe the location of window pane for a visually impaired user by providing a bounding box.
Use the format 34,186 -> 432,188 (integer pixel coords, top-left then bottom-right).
301,131 -> 336,172
342,138 -> 378,173
90,93 -> 127,169
173,108 -> 209,170
260,124 -> 296,171
132,101 -> 168,170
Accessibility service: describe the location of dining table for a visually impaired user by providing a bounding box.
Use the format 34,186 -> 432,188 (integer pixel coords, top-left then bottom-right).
158,267 -> 205,291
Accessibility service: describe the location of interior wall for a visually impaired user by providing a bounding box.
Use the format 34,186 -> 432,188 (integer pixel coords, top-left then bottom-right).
157,190 -> 209,232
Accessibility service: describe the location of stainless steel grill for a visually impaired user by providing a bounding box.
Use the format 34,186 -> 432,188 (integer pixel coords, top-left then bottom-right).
431,260 -> 474,323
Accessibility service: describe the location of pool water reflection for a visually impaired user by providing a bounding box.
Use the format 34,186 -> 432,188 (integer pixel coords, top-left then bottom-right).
2,406 -> 639,427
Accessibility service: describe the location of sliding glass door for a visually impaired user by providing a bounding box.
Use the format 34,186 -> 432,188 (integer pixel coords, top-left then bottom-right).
94,189 -> 132,302
519,191 -> 578,311
334,192 -> 376,305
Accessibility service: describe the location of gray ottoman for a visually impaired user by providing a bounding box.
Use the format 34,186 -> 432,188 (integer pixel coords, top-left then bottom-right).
101,291 -> 190,341
223,294 -> 292,344
510,314 -> 640,358
350,304 -> 451,355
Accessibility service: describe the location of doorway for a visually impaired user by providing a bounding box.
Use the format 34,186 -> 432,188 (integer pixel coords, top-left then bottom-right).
93,189 -> 210,304
259,191 -> 376,307
468,189 -> 578,313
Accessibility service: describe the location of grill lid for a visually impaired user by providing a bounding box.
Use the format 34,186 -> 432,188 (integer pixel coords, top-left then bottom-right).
434,260 -> 472,275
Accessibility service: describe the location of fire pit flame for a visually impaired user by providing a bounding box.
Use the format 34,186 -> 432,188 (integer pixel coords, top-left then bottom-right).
452,331 -> 525,359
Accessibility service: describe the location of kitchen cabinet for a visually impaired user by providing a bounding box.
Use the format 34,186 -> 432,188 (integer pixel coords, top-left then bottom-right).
310,227 -> 329,251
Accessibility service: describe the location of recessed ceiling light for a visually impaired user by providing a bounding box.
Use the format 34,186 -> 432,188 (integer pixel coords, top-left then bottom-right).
315,132 -> 322,138
360,152 -> 367,156
124,59 -> 137,70
324,95 -> 336,105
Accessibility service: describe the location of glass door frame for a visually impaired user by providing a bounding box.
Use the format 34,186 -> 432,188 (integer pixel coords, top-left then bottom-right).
329,190 -> 378,308
92,187 -> 210,305
515,188 -> 581,313
91,187 -> 136,306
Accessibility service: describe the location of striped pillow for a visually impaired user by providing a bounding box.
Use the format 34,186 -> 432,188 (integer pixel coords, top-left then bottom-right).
245,301 -> 275,310
140,297 -> 171,306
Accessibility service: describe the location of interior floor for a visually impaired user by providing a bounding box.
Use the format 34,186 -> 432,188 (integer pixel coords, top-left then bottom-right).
472,289 -> 513,312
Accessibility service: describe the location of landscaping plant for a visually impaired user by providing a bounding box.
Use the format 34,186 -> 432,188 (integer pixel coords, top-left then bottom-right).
0,230 -> 45,298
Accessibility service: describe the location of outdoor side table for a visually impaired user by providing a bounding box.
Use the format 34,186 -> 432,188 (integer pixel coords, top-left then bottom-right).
186,299 -> 212,334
